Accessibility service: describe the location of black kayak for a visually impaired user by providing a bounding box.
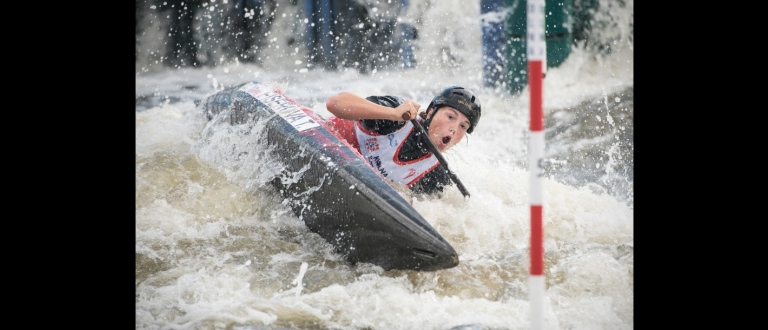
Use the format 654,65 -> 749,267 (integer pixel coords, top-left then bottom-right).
198,81 -> 458,271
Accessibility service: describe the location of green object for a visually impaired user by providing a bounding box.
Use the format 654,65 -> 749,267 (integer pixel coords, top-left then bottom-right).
504,0 -> 573,94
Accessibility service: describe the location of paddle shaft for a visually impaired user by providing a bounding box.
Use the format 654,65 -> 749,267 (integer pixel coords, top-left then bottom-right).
402,111 -> 470,197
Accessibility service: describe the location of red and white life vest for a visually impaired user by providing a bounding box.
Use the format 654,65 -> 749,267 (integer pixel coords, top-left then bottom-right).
353,120 -> 440,187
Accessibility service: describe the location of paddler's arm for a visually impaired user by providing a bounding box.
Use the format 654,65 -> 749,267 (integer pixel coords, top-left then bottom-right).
326,92 -> 420,121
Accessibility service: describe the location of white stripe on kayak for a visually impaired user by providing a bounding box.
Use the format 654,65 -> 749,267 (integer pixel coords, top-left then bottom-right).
240,82 -> 320,132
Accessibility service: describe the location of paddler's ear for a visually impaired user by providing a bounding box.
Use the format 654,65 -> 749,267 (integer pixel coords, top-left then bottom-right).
422,106 -> 434,119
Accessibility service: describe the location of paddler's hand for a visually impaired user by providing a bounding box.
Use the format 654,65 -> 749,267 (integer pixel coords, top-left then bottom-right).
398,99 -> 421,121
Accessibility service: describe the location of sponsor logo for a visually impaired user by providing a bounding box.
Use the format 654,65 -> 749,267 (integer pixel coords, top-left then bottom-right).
365,138 -> 379,151
241,83 -> 320,132
388,134 -> 398,146
457,99 -> 475,116
367,155 -> 388,177
403,168 -> 417,180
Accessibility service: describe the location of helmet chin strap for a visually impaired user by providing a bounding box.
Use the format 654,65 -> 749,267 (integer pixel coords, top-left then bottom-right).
420,103 -> 439,131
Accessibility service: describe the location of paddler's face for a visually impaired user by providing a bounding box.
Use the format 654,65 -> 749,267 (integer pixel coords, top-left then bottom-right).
425,107 -> 470,152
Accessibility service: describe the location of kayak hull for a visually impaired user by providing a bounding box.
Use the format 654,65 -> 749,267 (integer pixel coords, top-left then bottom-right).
199,81 -> 459,271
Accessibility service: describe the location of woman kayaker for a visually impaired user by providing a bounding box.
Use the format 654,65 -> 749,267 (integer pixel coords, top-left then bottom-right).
325,86 -> 481,195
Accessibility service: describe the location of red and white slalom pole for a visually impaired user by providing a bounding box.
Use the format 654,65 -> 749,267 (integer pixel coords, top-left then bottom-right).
527,0 -> 546,329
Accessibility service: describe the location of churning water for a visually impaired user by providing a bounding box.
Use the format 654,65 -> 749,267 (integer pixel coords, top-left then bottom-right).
136,0 -> 633,329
